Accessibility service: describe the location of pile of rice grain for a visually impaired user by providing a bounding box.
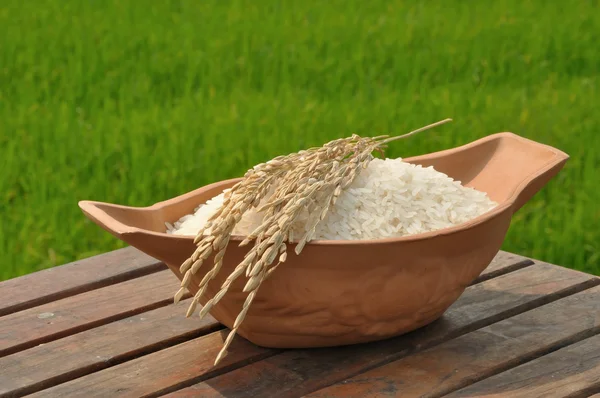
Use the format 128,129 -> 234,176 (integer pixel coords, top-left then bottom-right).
166,158 -> 497,240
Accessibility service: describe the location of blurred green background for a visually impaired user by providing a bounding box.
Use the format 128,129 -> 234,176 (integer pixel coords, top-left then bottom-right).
1,0 -> 598,280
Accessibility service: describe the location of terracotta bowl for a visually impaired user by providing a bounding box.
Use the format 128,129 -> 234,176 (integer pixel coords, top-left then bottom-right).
79,133 -> 568,349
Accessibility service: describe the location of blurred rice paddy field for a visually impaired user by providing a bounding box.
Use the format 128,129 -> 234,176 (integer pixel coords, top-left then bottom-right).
0,0 -> 598,279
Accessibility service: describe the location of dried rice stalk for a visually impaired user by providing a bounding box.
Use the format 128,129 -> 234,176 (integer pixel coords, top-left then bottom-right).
176,118 -> 452,366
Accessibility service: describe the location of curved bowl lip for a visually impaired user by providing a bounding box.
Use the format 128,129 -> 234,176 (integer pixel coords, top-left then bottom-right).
86,132 -> 568,247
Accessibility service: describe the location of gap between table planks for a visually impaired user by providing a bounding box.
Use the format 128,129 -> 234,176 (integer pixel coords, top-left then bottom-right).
0,270 -> 191,357
11,253 -> 596,398
0,247 -> 165,317
445,333 -> 600,398
0,299 -> 222,397
307,284 -> 600,398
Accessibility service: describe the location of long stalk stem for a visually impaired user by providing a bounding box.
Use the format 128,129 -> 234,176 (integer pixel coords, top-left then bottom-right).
380,118 -> 452,144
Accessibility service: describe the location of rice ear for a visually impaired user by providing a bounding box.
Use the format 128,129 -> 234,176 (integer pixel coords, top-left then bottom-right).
169,119 -> 454,366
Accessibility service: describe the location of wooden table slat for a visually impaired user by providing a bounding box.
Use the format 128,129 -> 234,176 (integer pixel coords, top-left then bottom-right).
38,261 -> 593,398
28,330 -> 273,398
445,333 -> 600,398
0,270 -> 186,357
0,299 -> 221,397
308,284 -> 600,397
471,252 -> 533,285
0,247 -> 164,317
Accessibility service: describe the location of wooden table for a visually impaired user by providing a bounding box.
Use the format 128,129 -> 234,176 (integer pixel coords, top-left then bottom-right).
1,248 -> 599,398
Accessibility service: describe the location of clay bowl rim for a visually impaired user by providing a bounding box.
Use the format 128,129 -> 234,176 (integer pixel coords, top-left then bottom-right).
81,132 -> 568,247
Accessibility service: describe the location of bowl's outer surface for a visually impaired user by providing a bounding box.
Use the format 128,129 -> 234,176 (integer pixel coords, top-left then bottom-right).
79,132 -> 569,348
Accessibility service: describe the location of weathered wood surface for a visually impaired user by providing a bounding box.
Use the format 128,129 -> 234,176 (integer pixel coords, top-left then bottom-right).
471,251 -> 533,284
27,331 -> 274,398
0,299 -> 221,397
0,248 -> 598,398
0,247 -> 164,317
446,333 -> 600,398
308,285 -> 600,397
0,270 -> 186,357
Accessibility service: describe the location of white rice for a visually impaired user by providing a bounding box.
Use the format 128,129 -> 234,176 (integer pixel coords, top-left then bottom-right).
166,158 -> 497,240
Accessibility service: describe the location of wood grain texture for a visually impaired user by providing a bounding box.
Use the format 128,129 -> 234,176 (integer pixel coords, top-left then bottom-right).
0,270 -> 186,357
165,262 -> 598,398
27,330 -> 274,398
0,300 -> 221,397
308,284 -> 600,397
445,333 -> 600,398
0,247 -> 164,317
471,251 -> 533,285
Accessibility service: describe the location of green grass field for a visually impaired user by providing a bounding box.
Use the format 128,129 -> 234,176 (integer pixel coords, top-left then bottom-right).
1,0 -> 598,280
